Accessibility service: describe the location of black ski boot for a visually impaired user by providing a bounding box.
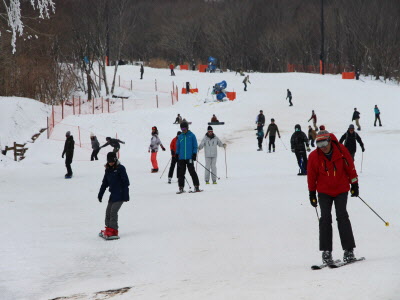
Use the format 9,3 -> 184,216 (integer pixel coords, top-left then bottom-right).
322,251 -> 334,265
343,249 -> 355,262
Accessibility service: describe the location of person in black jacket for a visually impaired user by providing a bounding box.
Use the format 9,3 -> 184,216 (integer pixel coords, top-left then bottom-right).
100,137 -> 125,153
290,124 -> 310,175
98,152 -> 130,239
255,110 -> 265,127
352,108 -> 361,131
62,131 -> 75,178
339,124 -> 365,161
286,89 -> 293,106
140,64 -> 144,79
264,118 -> 281,153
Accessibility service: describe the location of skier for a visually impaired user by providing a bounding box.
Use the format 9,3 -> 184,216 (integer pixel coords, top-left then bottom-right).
256,122 -> 264,151
90,133 -> 100,161
198,126 -> 226,184
352,108 -> 361,130
308,110 -> 318,130
176,121 -> 200,193
186,82 -> 190,94
308,130 -> 359,264
168,131 -> 181,184
286,89 -> 293,106
98,152 -> 130,240
374,105 -> 382,127
308,125 -> 317,147
243,75 -> 251,91
264,118 -> 281,153
191,59 -> 196,71
255,110 -> 265,127
62,131 -> 75,178
290,124 -> 310,175
100,137 -> 125,153
140,64 -> 144,80
339,124 -> 365,161
211,114 -> 219,122
169,63 -> 175,76
148,126 -> 166,173
174,114 -> 182,124
355,68 -> 360,80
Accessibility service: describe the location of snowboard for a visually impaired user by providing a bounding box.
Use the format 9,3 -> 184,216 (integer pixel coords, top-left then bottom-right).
99,232 -> 120,240
208,122 -> 225,125
173,122 -> 192,125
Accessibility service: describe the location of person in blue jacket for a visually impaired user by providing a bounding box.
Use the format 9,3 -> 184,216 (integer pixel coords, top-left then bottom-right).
98,152 -> 130,239
176,121 -> 200,193
374,105 -> 382,127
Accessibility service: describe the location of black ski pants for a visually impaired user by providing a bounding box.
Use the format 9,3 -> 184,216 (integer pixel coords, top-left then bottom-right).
244,82 -> 247,91
374,114 -> 382,126
288,96 -> 293,106
295,150 -> 307,173
268,135 -> 276,151
91,149 -> 99,161
318,192 -> 356,251
168,156 -> 179,178
257,137 -> 263,149
178,159 -> 200,188
140,71 -> 143,79
65,154 -> 73,176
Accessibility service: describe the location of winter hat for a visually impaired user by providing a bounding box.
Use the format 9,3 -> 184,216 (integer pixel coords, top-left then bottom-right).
271,118 -> 275,122
319,125 -> 325,130
316,130 -> 331,142
348,124 -> 355,130
208,125 -> 213,131
294,124 -> 301,131
90,132 -> 95,138
180,121 -> 189,129
177,131 -> 182,136
107,152 -> 117,163
66,131 -> 71,137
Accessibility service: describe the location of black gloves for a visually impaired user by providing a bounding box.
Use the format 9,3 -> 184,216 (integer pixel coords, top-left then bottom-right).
291,149 -> 295,153
161,146 -> 166,151
62,154 -> 64,158
192,153 -> 197,161
350,183 -> 359,197
309,191 -> 317,207
171,150 -> 175,156
361,146 -> 365,152
98,196 -> 102,203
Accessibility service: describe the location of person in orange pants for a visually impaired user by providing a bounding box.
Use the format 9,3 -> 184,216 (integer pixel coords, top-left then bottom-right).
148,126 -> 166,172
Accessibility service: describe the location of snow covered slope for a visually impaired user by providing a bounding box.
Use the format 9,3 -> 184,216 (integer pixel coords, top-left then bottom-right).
1,67 -> 400,300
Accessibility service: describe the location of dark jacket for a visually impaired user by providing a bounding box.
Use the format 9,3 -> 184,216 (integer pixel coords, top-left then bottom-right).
101,138 -> 123,149
257,114 -> 265,125
287,90 -> 292,98
62,136 -> 75,157
339,130 -> 364,153
291,131 -> 309,151
140,65 -> 144,73
352,111 -> 360,120
91,137 -> 100,150
265,123 -> 280,137
98,161 -> 130,202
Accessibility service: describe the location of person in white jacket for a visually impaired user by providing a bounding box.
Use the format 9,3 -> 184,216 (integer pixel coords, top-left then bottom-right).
198,126 -> 226,184
148,126 -> 165,173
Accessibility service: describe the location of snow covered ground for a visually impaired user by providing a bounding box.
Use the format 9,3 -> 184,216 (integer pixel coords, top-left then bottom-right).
1,66 -> 400,300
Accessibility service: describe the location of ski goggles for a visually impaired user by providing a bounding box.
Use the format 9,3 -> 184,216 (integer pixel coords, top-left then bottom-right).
181,127 -> 187,131
316,139 -> 330,148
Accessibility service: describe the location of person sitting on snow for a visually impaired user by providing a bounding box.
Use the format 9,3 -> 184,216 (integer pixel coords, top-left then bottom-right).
211,114 -> 219,122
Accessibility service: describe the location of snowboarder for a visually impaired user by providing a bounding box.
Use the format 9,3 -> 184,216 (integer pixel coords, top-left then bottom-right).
98,152 -> 130,240
198,126 -> 226,184
286,89 -> 293,106
211,114 -> 219,122
264,118 -> 281,153
169,63 -> 175,76
255,110 -> 265,127
256,122 -> 264,151
148,126 -> 166,173
176,121 -> 200,193
352,108 -> 361,131
62,131 -> 74,178
243,75 -> 251,91
90,133 -> 100,161
374,105 -> 382,127
308,125 -> 317,147
290,124 -> 310,175
339,124 -> 365,161
100,137 -> 125,153
140,64 -> 144,79
308,110 -> 318,130
168,131 -> 181,184
307,130 -> 359,264
174,114 -> 182,124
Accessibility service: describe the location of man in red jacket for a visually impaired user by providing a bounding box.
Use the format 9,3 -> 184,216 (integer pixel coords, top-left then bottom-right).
168,131 -> 181,183
169,63 -> 175,76
307,130 -> 359,265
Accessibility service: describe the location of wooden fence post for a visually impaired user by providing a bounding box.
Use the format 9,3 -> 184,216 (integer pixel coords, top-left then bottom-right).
47,117 -> 49,139
52,104 -> 55,129
119,75 -> 120,87
92,98 -> 95,114
79,96 -> 81,115
108,98 -> 110,113
156,95 -> 159,108
78,126 -> 82,147
73,96 -> 75,115
61,100 -> 64,119
102,97 -> 104,113
130,80 -> 132,91
14,142 -> 17,161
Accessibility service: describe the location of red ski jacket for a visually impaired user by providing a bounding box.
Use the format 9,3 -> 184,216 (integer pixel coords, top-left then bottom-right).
170,136 -> 178,155
169,64 -> 174,70
307,133 -> 358,197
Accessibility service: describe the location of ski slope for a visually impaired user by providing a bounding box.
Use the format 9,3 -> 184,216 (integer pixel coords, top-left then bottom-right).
1,67 -> 400,300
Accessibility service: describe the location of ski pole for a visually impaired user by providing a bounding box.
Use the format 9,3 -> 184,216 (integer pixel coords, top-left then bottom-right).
358,196 -> 389,226
361,152 -> 363,173
279,137 -> 287,150
197,160 -> 220,180
160,157 -> 172,179
315,207 -> 320,222
184,176 -> 192,190
224,147 -> 228,179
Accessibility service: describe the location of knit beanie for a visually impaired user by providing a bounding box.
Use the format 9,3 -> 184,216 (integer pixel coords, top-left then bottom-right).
208,125 -> 213,131
316,130 -> 330,142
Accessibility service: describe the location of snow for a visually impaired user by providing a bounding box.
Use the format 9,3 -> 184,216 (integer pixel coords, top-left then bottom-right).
1,66 -> 400,300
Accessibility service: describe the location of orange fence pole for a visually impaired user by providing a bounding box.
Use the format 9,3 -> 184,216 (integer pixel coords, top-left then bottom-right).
73,96 -> 75,115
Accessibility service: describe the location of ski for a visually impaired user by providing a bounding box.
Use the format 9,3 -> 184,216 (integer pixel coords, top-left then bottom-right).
188,189 -> 203,193
328,257 -> 365,268
311,259 -> 341,270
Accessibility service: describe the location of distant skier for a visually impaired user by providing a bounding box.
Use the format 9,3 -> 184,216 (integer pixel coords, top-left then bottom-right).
256,122 -> 264,151
355,68 -> 360,80
339,124 -> 365,161
100,137 -> 125,153
211,114 -> 219,122
290,124 -> 310,175
169,63 -> 175,76
62,131 -> 75,178
140,64 -> 144,80
307,130 -> 359,264
191,59 -> 196,71
148,126 -> 166,173
352,108 -> 361,131
198,125 -> 226,184
374,105 -> 382,127
308,125 -> 317,147
174,114 -> 182,124
98,152 -> 130,240
255,110 -> 265,127
168,131 -> 181,184
286,89 -> 293,106
264,118 -> 281,153
176,121 -> 200,193
90,133 -> 100,161
243,75 -> 251,91
308,110 -> 318,130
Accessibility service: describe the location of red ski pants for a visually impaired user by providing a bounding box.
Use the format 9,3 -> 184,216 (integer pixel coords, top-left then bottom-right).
151,151 -> 158,169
